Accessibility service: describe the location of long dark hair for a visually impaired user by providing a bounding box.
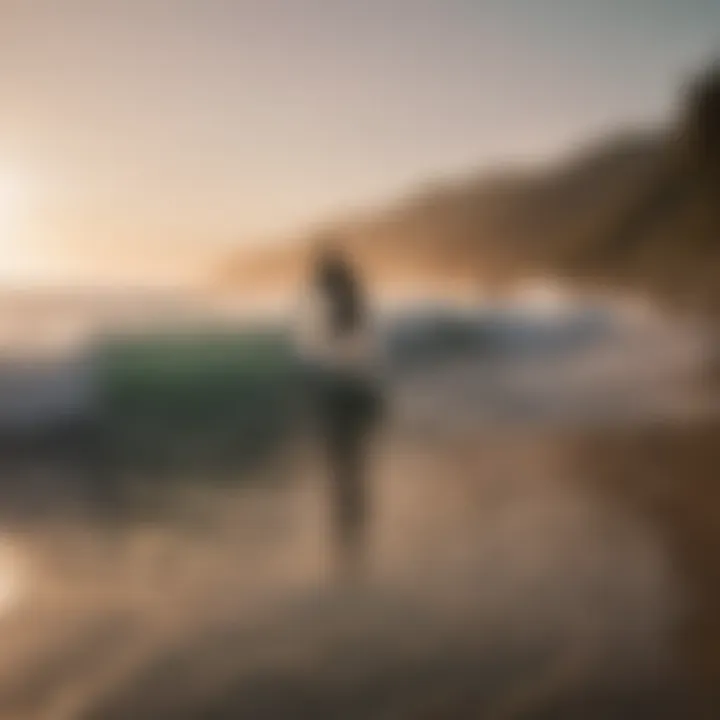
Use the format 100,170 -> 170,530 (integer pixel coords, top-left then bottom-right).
313,245 -> 364,337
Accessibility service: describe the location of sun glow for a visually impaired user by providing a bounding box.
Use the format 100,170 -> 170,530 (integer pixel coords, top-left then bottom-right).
0,169 -> 34,281
0,169 -> 26,224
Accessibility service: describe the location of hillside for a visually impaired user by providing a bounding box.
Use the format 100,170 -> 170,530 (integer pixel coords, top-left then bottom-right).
219,65 -> 720,313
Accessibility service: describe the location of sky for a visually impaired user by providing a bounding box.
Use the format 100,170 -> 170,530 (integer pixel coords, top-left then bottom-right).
0,0 -> 718,283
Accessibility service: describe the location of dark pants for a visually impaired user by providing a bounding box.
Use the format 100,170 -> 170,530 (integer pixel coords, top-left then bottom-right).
311,370 -> 382,564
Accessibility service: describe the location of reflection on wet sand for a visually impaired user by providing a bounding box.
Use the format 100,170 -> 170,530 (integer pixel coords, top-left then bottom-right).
0,422 -> 704,719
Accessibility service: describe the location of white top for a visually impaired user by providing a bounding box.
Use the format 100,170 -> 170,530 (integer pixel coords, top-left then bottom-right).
294,285 -> 381,381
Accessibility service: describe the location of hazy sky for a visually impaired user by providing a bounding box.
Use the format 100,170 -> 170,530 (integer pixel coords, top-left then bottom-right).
1,0 -> 718,281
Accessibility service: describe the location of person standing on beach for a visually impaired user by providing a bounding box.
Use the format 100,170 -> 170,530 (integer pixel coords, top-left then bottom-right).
295,240 -> 383,573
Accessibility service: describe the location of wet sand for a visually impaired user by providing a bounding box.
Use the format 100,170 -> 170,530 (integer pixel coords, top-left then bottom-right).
0,420 -> 716,718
